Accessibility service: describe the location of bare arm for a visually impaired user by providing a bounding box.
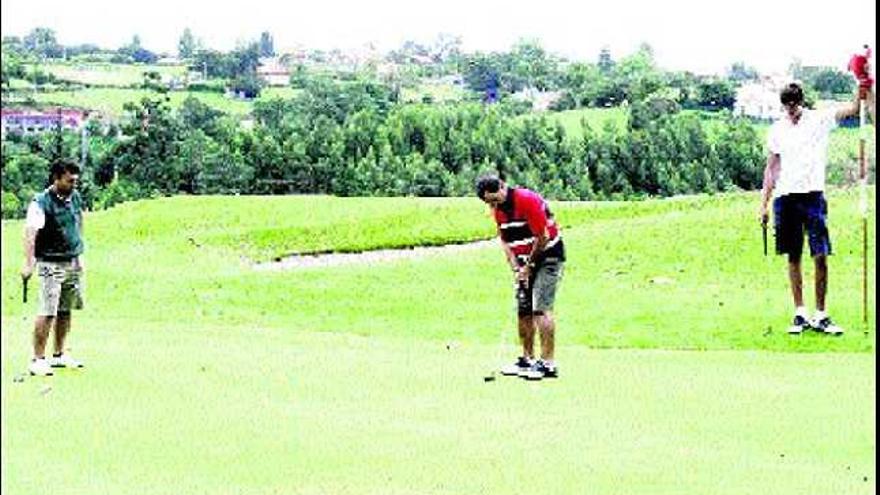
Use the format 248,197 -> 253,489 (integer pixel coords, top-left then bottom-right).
835,85 -> 875,122
525,228 -> 549,267
22,227 -> 37,279
759,153 -> 781,224
516,227 -> 549,286
497,226 -> 518,272
76,210 -> 85,271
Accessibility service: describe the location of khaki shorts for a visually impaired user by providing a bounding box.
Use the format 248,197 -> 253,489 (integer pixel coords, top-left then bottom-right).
37,260 -> 84,316
515,260 -> 564,316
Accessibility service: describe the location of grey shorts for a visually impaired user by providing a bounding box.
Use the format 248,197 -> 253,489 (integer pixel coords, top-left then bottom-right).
36,260 -> 84,316
515,260 -> 564,316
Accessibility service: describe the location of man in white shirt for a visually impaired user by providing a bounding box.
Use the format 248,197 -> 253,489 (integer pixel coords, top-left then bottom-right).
759,81 -> 874,335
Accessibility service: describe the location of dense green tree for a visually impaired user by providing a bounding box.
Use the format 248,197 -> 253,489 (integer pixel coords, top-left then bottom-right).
178,28 -> 197,59
23,27 -> 63,58
259,32 -> 274,57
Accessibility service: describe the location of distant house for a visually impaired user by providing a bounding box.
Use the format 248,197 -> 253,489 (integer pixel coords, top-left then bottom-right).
734,75 -> 788,122
165,76 -> 186,91
156,57 -> 182,66
510,87 -> 562,111
411,54 -> 435,66
1,108 -> 88,136
257,57 -> 290,87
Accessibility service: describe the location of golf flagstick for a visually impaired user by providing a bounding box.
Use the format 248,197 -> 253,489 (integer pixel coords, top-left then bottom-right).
850,44 -> 872,335
859,84 -> 868,334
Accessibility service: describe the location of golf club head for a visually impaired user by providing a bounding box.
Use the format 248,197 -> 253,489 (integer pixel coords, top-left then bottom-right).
483,374 -> 496,382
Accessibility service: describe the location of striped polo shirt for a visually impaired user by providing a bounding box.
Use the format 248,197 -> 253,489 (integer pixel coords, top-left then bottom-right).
493,187 -> 564,265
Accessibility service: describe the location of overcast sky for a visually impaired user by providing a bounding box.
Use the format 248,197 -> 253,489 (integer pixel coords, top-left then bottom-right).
2,0 -> 875,75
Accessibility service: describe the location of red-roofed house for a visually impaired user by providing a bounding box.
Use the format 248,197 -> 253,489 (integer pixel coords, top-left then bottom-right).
1,108 -> 89,136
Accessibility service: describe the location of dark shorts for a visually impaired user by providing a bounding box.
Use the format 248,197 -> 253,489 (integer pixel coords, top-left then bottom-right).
773,192 -> 832,259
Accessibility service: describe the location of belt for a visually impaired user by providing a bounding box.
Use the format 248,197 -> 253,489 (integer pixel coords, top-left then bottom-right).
37,256 -> 75,262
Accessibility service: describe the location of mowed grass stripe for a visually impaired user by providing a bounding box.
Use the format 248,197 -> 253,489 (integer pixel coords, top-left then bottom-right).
1,323 -> 874,495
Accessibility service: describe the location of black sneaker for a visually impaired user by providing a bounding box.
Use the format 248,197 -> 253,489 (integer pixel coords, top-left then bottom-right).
812,317 -> 844,336
520,360 -> 558,380
787,315 -> 810,335
500,356 -> 532,376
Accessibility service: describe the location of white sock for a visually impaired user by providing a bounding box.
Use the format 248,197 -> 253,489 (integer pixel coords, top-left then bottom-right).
543,359 -> 555,368
795,306 -> 808,318
814,309 -> 828,320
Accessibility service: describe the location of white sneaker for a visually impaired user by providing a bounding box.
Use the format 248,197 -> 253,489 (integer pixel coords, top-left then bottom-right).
28,358 -> 54,376
812,317 -> 844,336
788,315 -> 810,335
501,356 -> 532,376
49,353 -> 84,368
519,365 -> 544,381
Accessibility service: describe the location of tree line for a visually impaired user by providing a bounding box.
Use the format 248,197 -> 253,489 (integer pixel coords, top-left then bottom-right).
2,76 -> 767,218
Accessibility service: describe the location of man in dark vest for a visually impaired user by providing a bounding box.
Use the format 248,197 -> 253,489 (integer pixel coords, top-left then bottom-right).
476,175 -> 565,380
21,160 -> 86,376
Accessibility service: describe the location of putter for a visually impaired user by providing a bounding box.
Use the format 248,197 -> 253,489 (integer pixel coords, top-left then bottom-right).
16,278 -> 30,383
762,221 -> 768,257
484,323 -> 506,382
484,279 -> 527,383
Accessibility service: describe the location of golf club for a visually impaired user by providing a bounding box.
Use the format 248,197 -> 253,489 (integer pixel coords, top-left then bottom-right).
483,320 -> 507,382
484,279 -> 527,382
15,283 -> 29,383
762,221 -> 768,257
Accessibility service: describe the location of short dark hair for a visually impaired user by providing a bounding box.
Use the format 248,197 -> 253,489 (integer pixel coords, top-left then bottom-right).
475,174 -> 502,199
50,160 -> 81,181
780,83 -> 804,106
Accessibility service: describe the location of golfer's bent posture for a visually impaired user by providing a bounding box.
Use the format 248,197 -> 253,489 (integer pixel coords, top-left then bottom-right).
476,175 -> 565,379
759,81 -> 875,335
21,160 -> 86,376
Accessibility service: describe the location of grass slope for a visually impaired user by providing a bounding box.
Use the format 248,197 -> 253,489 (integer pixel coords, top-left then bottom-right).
1,191 -> 874,352
22,86 -> 301,117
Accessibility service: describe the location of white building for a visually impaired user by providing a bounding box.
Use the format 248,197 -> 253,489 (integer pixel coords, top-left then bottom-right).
257,57 -> 290,87
734,74 -> 789,121
510,87 -> 562,112
1,108 -> 88,136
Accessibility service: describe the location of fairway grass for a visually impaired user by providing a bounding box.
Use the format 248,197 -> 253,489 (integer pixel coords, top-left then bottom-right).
1,323 -> 874,495
25,86 -> 303,118
3,190 -> 872,352
1,191 -> 875,493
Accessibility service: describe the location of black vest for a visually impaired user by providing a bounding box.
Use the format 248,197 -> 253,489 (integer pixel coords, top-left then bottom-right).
34,189 -> 84,261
